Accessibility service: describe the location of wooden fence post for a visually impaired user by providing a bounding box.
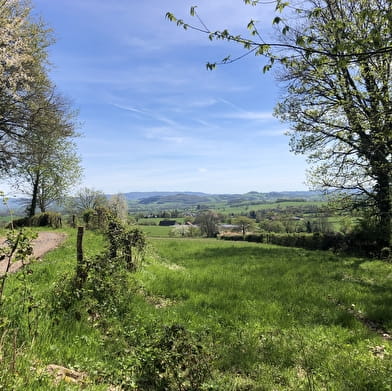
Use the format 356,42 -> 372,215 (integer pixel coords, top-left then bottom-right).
76,226 -> 86,288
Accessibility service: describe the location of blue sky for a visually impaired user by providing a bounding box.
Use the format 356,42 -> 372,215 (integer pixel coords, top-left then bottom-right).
21,0 -> 308,195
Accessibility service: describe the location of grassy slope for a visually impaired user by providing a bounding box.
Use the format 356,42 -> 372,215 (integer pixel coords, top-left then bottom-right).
137,239 -> 392,389
1,230 -> 391,390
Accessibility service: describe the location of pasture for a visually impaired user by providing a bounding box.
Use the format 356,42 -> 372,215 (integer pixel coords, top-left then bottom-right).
136,238 -> 392,389
1,230 -> 391,390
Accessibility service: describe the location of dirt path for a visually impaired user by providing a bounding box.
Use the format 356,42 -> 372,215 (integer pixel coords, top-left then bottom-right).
0,231 -> 67,274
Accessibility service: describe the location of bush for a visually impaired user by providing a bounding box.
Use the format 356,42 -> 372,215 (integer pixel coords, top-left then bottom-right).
31,212 -> 62,228
82,206 -> 111,230
159,220 -> 177,226
7,212 -> 62,228
6,216 -> 29,228
244,233 -> 264,243
379,247 -> 391,261
134,324 -> 213,391
266,232 -> 345,251
220,229 -> 385,258
219,233 -> 244,241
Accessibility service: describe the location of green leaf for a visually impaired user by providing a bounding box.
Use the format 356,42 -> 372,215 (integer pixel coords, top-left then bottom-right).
273,17 -> 282,25
296,35 -> 306,47
190,6 -> 197,16
256,44 -> 270,55
275,1 -> 289,13
165,12 -> 176,22
247,20 -> 255,30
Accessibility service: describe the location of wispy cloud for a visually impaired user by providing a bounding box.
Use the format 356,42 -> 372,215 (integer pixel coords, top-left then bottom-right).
22,0 -> 309,195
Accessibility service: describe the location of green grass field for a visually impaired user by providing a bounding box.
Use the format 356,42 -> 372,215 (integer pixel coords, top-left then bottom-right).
137,238 -> 392,389
218,200 -> 326,214
1,230 -> 391,389
137,224 -> 172,237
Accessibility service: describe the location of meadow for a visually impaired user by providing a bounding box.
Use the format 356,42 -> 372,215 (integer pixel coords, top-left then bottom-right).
1,229 -> 391,390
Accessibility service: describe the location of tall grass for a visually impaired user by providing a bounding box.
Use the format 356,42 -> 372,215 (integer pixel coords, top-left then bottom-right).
135,238 -> 392,389
1,230 -> 391,390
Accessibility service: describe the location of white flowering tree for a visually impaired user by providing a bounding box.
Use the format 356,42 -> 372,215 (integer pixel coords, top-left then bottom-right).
0,0 -> 52,173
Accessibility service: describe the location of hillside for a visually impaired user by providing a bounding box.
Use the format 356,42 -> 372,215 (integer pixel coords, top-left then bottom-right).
125,190 -> 324,213
0,190 -> 325,216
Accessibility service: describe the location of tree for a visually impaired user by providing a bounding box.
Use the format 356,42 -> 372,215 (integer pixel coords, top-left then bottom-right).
72,187 -> 108,214
109,193 -> 129,222
274,0 -> 392,248
168,0 -> 392,249
0,0 -> 52,173
194,210 -> 220,237
233,216 -> 256,236
8,86 -> 82,217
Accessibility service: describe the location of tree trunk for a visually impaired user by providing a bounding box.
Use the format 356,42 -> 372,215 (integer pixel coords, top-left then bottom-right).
376,172 -> 392,248
75,226 -> 87,289
39,200 -> 46,213
28,171 -> 40,218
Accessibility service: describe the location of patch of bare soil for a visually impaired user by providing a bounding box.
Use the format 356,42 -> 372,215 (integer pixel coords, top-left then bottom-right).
0,231 -> 67,274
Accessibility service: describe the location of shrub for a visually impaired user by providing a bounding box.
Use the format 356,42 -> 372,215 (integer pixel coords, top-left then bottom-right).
244,233 -> 264,243
380,247 -> 391,260
159,220 -> 177,226
31,212 -> 62,228
82,206 -> 111,230
6,217 -> 29,228
219,233 -> 244,241
266,232 -> 345,251
134,324 -> 213,391
7,212 -> 62,228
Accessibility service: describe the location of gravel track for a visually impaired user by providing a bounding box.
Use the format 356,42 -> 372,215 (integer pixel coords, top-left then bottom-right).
0,231 -> 67,274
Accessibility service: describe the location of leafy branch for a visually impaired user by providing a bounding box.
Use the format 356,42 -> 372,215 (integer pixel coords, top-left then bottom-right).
166,1 -> 392,72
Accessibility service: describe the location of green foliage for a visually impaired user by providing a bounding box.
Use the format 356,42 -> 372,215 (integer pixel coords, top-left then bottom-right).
167,0 -> 392,249
7,86 -> 82,217
0,0 -> 53,174
31,212 -> 62,228
52,218 -> 147,318
232,216 -> 256,236
133,324 -> 213,391
219,233 -> 245,241
219,230 -> 387,257
106,219 -> 147,270
0,228 -> 37,306
194,211 -> 221,238
7,212 -> 62,228
1,229 -> 392,389
139,238 -> 392,389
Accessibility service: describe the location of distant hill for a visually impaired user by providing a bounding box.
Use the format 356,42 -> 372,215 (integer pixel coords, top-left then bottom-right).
139,193 -> 212,205
120,191 -> 208,201
0,190 -> 325,216
125,191 -> 325,213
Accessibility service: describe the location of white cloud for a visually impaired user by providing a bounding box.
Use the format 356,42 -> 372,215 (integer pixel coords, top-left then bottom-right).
221,111 -> 275,121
